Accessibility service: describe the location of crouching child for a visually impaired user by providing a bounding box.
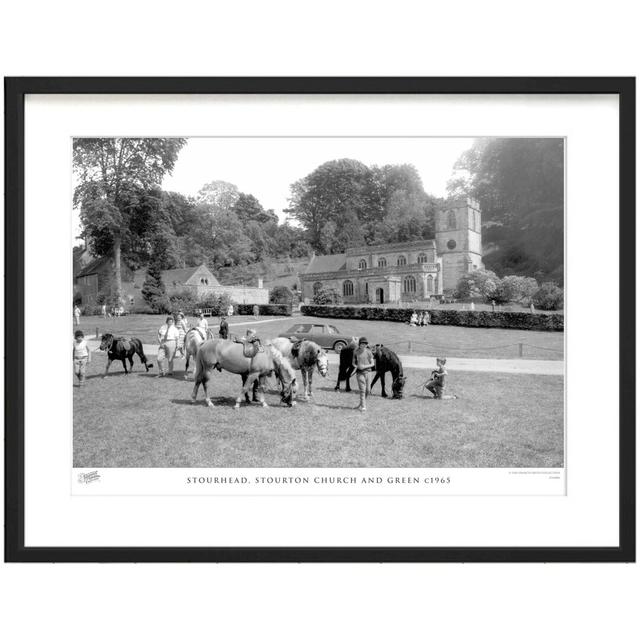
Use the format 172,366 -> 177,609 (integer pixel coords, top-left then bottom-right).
425,357 -> 449,399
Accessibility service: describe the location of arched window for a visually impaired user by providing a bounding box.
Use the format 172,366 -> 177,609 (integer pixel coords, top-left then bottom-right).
417,253 -> 428,264
365,282 -> 369,295
358,259 -> 367,270
448,210 -> 456,229
343,280 -> 354,296
377,257 -> 387,268
427,275 -> 434,293
313,281 -> 322,294
397,255 -> 407,266
403,275 -> 417,294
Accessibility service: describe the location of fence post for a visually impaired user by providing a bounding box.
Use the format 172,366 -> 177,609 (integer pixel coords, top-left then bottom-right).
518,343 -> 523,358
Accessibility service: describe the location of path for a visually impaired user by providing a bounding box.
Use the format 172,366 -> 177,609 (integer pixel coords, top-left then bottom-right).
86,339 -> 563,375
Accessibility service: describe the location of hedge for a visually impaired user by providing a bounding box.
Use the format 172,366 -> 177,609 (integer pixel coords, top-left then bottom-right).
300,305 -> 563,331
234,303 -> 292,316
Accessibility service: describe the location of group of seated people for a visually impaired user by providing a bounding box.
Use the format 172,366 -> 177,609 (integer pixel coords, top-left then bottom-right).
409,311 -> 430,327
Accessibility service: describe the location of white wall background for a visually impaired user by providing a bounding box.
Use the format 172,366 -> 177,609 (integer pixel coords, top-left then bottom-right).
1,1 -> 638,639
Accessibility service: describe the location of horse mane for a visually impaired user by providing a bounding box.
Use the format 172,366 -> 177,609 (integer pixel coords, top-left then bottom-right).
298,340 -> 321,368
268,345 -> 296,381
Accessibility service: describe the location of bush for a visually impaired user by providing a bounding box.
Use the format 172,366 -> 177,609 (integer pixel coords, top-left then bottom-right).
455,270 -> 500,301
494,275 -> 540,304
235,304 -> 291,316
533,282 -> 564,310
312,287 -> 342,305
300,305 -> 563,331
167,288 -> 199,315
270,286 -> 294,305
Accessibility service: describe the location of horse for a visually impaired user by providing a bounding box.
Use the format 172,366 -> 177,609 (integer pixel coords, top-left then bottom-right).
191,339 -> 297,409
98,333 -> 153,377
270,337 -> 329,401
334,339 -> 358,392
183,327 -> 214,379
371,344 -> 406,399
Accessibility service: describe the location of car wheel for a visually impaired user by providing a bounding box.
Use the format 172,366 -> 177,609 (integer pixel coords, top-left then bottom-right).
333,340 -> 347,353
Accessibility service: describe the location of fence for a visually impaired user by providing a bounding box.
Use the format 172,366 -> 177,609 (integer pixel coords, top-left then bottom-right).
374,339 -> 563,359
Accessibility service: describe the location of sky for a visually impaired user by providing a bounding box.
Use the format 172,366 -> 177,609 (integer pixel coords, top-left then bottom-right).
73,137 -> 475,242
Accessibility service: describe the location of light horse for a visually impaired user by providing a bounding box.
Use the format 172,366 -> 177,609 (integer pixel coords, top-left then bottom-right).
191,339 -> 297,409
270,337 -> 329,401
183,327 -> 215,379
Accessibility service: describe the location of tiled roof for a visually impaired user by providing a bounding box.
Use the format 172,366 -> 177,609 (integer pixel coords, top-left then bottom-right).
304,253 -> 347,275
76,256 -> 112,278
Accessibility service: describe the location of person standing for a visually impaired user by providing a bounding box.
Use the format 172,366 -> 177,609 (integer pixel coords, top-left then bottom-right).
218,315 -> 229,339
423,310 -> 431,327
156,316 -> 180,377
530,301 -> 535,314
175,312 -> 189,358
73,304 -> 81,326
491,299 -> 496,312
253,304 -> 259,320
73,330 -> 91,385
196,312 -> 209,340
352,336 -> 374,412
227,303 -> 234,318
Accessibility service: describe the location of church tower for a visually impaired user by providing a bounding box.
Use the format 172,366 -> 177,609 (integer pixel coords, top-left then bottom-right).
435,198 -> 484,292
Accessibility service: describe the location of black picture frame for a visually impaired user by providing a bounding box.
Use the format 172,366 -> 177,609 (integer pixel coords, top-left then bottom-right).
4,77 -> 635,563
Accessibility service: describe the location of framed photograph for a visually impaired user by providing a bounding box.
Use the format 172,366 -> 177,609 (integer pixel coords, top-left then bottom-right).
5,77 -> 635,562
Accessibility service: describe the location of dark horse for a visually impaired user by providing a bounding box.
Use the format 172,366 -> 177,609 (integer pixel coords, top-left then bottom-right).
334,339 -> 358,392
99,333 -> 153,377
371,344 -> 406,399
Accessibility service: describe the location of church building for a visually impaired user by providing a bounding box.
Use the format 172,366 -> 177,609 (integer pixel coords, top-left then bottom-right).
300,198 -> 483,304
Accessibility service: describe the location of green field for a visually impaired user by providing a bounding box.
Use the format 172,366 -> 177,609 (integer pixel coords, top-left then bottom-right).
75,313 -> 564,361
73,355 -> 564,468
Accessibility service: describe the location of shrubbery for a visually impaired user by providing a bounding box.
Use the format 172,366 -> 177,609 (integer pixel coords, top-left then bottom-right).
533,282 -> 564,310
235,304 -> 291,316
312,286 -> 342,305
301,305 -> 563,331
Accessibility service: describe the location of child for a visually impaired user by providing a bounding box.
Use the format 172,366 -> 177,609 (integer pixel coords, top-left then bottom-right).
175,312 -> 189,358
235,328 -> 262,358
425,357 -> 448,399
409,311 -> 418,326
196,312 -> 209,340
352,336 -> 374,412
218,315 -> 229,340
73,330 -> 91,385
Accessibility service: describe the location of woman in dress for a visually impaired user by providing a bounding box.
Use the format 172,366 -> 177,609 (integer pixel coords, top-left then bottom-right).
175,311 -> 189,358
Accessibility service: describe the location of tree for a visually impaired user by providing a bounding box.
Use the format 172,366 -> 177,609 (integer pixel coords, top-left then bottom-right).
197,180 -> 240,214
532,282 -> 564,310
233,193 -> 278,225
449,138 -> 564,281
495,275 -> 539,304
456,269 -> 500,301
141,259 -> 170,312
73,138 -> 186,304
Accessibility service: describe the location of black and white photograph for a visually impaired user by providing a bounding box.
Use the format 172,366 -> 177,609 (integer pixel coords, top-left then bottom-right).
71,135 -> 565,473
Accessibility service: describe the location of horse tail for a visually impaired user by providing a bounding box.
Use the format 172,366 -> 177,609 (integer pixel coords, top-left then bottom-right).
133,338 -> 153,369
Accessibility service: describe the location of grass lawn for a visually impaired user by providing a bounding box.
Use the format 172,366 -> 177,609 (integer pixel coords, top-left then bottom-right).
74,356 -> 564,468
75,313 -> 564,360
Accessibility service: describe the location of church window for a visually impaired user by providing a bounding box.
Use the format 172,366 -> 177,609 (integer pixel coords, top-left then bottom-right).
358,259 -> 367,269
397,255 -> 407,266
427,275 -> 434,293
365,282 -> 368,295
377,257 -> 387,268
417,253 -> 428,264
448,210 -> 456,229
343,280 -> 354,296
403,275 -> 417,294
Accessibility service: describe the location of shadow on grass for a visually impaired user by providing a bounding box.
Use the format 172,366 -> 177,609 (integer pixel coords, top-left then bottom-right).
138,372 -> 192,382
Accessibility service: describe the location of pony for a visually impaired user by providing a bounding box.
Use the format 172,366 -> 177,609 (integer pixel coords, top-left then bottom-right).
334,339 -> 358,392
98,333 -> 152,377
183,326 -> 214,379
191,339 -> 297,409
370,344 -> 406,399
270,337 -> 329,401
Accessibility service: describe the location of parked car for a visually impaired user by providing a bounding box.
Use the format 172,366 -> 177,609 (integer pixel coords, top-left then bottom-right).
278,323 -> 353,353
